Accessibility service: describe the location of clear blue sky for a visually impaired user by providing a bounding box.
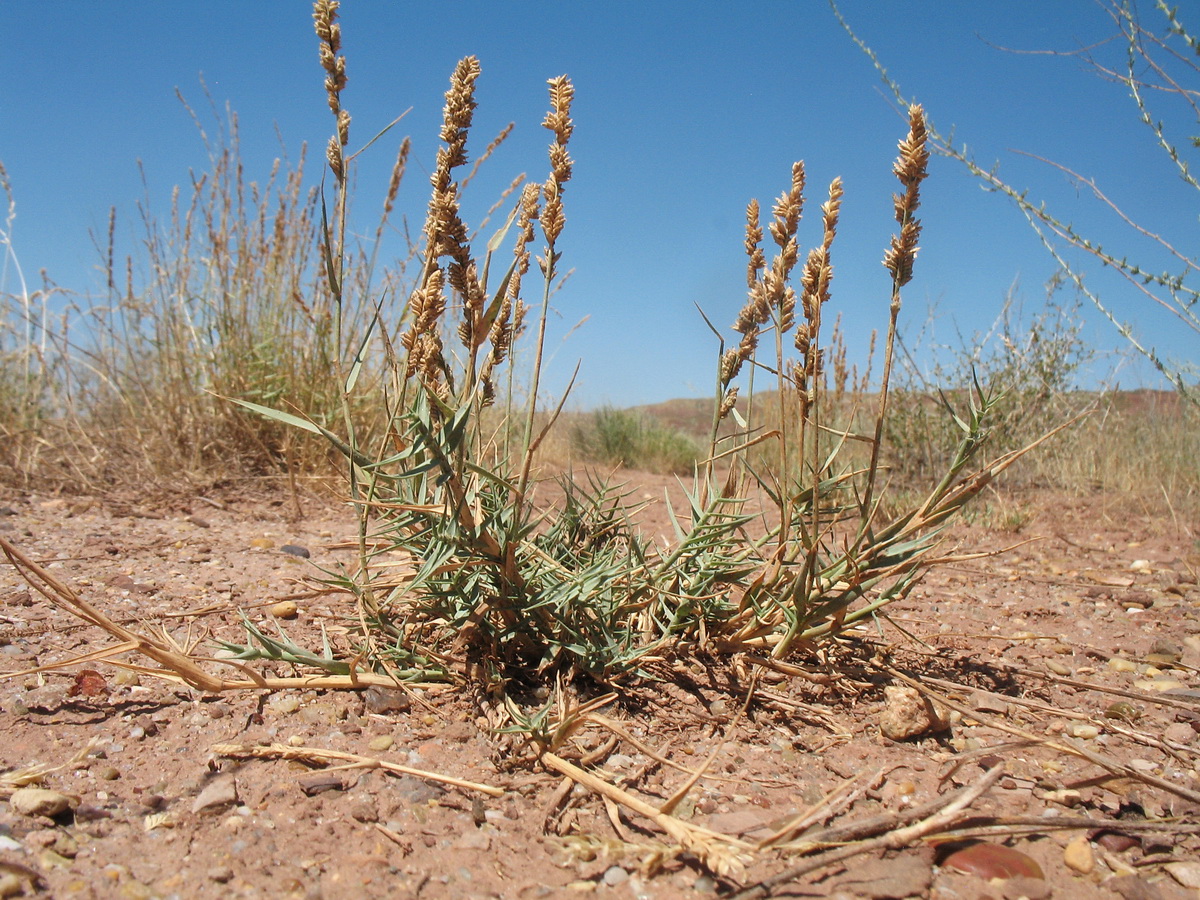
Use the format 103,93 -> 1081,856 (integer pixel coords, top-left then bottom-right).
2,2 -> 1195,408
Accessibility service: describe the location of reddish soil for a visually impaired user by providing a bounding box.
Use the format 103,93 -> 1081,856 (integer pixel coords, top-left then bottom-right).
1,476 -> 1198,900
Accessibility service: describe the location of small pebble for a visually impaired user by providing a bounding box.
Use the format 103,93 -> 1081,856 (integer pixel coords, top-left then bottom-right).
1134,678 -> 1185,692
367,735 -> 394,752
0,875 -> 24,898
270,601 -> 299,619
1095,831 -> 1139,852
1068,724 -> 1099,739
602,866 -> 629,886
250,538 -> 275,550
94,766 -> 120,782
192,775 -> 238,813
1107,657 -> 1137,673
271,696 -> 300,715
10,788 -> 73,818
280,544 -> 311,558
1063,836 -> 1095,874
363,686 -> 410,714
1165,862 -> 1200,889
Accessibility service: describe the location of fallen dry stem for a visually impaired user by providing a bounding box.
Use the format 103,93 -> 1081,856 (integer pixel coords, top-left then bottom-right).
880,663 -> 1200,805
731,763 -> 1005,899
541,750 -> 752,877
0,532 -> 444,695
212,742 -> 503,797
933,814 -> 1200,841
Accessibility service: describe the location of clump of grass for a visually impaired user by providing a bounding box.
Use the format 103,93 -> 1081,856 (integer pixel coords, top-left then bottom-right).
570,406 -> 702,474
0,86 -> 409,489
231,4 -> 1060,695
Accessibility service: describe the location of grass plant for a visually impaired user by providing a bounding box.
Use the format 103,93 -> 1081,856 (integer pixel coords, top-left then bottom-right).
224,3 -> 1066,696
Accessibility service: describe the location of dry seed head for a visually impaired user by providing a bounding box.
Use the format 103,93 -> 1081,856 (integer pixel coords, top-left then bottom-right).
779,285 -> 797,333
719,348 -> 742,384
382,138 -> 411,218
744,200 -> 764,288
794,321 -> 810,356
540,75 -> 575,246
313,1 -> 347,113
543,76 -> 575,150
769,161 -> 805,249
718,386 -> 739,420
799,246 -> 831,319
326,135 -> 344,181
821,177 -> 843,248
402,268 -> 446,360
441,57 -> 482,168
884,105 -> 928,288
312,1 -> 340,50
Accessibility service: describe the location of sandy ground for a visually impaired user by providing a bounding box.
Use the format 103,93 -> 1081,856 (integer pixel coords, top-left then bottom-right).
1,477 -> 1198,899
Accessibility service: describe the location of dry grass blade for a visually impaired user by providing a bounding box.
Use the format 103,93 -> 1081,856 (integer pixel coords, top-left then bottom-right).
212,742 -> 503,797
541,751 -> 752,878
0,739 -> 99,798
1,533 -> 226,691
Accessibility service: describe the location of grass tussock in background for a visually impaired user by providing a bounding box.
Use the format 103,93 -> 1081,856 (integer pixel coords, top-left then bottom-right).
569,406 -> 703,474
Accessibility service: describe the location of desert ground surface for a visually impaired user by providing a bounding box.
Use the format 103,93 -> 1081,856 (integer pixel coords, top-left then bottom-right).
1,475 -> 1198,899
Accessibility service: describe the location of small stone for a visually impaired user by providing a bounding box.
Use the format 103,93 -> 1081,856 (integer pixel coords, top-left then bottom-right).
192,775 -> 238,813
941,841 -> 1044,880
0,874 -> 24,898
1164,722 -> 1195,744
270,601 -> 299,619
1063,836 -> 1095,874
1069,723 -> 1100,739
9,788 -> 73,818
363,686 -> 410,714
1105,702 -> 1141,722
271,696 -> 300,714
602,866 -> 629,886
1095,831 -> 1139,852
367,735 -> 394,752
880,685 -> 949,741
1130,559 -> 1152,573
969,691 -> 1010,714
186,515 -> 211,529
1134,678 -> 1185,692
299,772 -> 344,796
348,796 -> 378,823
112,670 -> 140,687
1164,861 -> 1200,889
94,766 -> 120,782
1108,657 -> 1137,673
1046,660 -> 1071,676
280,544 -> 311,559
1108,875 -> 1166,900
1145,652 -> 1179,666
207,867 -> 234,884
250,538 -> 275,550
